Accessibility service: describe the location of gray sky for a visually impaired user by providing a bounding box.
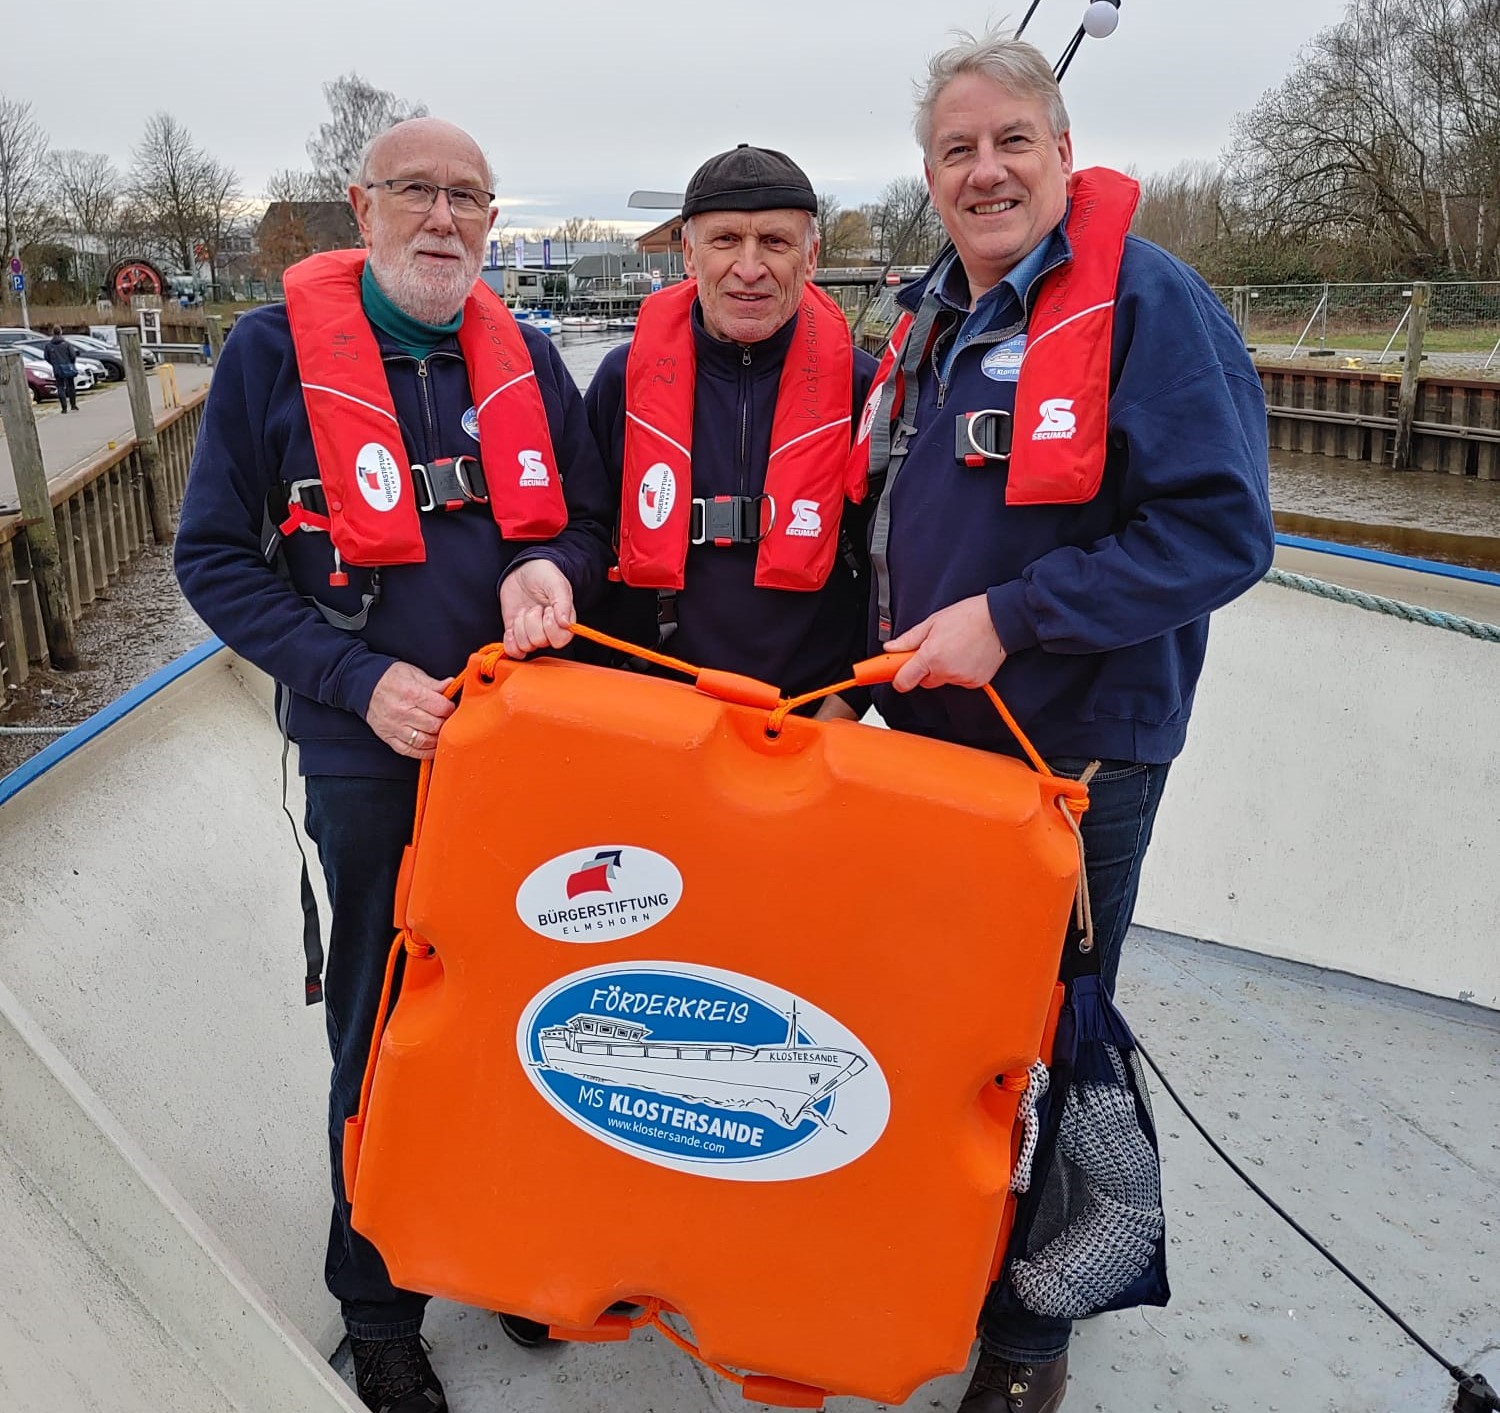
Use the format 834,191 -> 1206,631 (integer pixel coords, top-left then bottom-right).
4,0 -> 1350,233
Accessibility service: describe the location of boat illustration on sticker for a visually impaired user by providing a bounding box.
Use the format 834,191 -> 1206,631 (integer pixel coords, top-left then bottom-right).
517,962 -> 890,1181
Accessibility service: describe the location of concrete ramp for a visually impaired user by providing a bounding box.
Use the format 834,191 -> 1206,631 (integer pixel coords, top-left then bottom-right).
0,649 -> 341,1352
0,977 -> 358,1412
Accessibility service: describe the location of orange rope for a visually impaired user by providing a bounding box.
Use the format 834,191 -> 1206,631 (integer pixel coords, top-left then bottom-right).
641,1304 -> 747,1387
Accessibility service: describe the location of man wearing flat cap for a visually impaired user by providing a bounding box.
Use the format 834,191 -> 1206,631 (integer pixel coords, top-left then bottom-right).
508,145 -> 877,698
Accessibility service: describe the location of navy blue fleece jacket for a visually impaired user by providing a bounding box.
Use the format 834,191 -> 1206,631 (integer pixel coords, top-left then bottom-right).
174,302 -> 613,778
871,233 -> 1274,763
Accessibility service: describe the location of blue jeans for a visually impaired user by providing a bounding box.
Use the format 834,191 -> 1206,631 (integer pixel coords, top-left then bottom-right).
303,774 -> 429,1340
979,756 -> 1171,1363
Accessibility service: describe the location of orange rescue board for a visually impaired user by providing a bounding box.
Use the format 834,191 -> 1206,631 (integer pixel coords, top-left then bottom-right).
346,648 -> 1083,1405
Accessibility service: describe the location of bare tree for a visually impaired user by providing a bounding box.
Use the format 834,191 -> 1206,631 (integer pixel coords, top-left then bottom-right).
873,175 -> 944,266
51,150 -> 121,239
527,216 -> 629,244
1224,0 -> 1500,277
307,73 -> 428,196
265,167 -> 327,203
0,97 -> 51,288
199,157 -> 246,297
816,194 -> 871,266
50,149 -> 124,289
130,111 -> 216,275
1130,161 -> 1227,259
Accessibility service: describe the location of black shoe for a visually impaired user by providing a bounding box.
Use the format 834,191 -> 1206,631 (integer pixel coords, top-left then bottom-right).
497,1311 -> 556,1348
956,1351 -> 1068,1413
349,1334 -> 446,1413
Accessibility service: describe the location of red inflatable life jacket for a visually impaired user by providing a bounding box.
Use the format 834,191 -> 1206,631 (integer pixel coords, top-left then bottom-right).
618,279 -> 855,592
282,248 -> 567,566
848,167 -> 1139,506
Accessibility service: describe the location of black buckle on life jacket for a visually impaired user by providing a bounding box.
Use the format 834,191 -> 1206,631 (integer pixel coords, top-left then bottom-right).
689,494 -> 775,547
412,455 -> 488,513
285,479 -> 329,518
956,409 -> 1012,466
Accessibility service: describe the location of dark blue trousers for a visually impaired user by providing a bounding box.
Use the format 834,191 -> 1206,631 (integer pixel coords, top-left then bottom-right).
303,774 -> 429,1340
979,756 -> 1171,1363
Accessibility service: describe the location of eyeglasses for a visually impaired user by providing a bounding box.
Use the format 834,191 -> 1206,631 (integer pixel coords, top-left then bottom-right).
365,179 -> 495,220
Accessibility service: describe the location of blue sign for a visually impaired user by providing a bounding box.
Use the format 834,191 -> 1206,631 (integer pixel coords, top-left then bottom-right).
9,274 -> 23,293
517,960 -> 889,1182
543,238 -> 552,269
651,272 -> 663,293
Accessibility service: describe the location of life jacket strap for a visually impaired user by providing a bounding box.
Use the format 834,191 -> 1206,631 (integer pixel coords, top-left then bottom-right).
260,488 -> 383,631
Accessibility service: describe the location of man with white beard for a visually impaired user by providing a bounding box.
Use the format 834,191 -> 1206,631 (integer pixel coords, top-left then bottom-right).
175,117 -> 613,1412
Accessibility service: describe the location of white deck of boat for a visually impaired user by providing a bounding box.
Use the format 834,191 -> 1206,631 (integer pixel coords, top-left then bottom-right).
1,565 -> 1496,1412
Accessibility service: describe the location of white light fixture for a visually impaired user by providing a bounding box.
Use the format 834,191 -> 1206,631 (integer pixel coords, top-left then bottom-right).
1083,0 -> 1121,38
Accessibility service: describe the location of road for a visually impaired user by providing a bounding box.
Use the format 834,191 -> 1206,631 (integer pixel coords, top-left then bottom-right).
0,364 -> 214,512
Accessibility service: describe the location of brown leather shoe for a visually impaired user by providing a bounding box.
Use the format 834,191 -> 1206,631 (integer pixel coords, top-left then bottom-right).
956,1350 -> 1068,1412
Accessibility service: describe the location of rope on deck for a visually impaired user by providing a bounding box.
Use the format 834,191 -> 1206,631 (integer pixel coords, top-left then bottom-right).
1263,568 -> 1500,643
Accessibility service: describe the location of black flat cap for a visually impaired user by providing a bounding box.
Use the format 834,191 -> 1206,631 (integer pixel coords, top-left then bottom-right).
681,144 -> 818,217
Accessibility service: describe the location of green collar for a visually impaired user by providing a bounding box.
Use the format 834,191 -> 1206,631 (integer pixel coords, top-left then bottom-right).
361,262 -> 463,359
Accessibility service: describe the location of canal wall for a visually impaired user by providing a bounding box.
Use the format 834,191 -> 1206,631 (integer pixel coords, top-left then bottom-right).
1258,363 -> 1500,477
0,391 -> 205,692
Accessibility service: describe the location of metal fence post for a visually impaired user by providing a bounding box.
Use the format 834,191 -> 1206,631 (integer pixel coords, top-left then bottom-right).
118,327 -> 172,543
1231,286 -> 1250,340
0,351 -> 78,669
1392,282 -> 1431,470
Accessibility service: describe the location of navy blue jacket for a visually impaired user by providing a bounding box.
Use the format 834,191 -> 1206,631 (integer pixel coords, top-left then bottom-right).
174,304 -> 613,779
43,335 -> 78,376
586,303 -> 878,697
872,234 -> 1274,764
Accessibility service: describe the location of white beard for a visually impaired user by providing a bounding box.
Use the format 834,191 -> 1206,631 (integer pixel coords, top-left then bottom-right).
370,239 -> 481,324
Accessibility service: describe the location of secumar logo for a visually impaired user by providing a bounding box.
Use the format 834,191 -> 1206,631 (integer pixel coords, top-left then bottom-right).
354,443 -> 403,512
517,961 -> 890,1182
786,499 -> 822,538
461,405 -> 481,441
516,845 -> 682,942
518,449 -> 550,486
1032,398 -> 1077,441
638,463 -> 675,530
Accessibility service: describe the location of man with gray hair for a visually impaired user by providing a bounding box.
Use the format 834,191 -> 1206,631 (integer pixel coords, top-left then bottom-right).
510,144 -> 877,699
175,116 -> 613,1412
840,29 -> 1274,1413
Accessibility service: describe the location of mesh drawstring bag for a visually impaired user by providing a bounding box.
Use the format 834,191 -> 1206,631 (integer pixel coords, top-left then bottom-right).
990,957 -> 1171,1323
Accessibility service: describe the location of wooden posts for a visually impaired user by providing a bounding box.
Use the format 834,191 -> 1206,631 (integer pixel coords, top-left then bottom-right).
0,351 -> 78,669
118,327 -> 172,543
204,314 -> 224,365
1392,282 -> 1431,470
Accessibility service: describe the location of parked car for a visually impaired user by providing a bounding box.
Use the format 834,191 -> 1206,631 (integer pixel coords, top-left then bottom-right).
1,327 -> 158,374
19,351 -> 55,402
15,339 -> 108,386
18,350 -> 96,401
40,334 -> 126,382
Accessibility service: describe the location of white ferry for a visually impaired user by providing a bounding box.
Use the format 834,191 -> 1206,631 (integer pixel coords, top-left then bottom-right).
536,1009 -> 867,1129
